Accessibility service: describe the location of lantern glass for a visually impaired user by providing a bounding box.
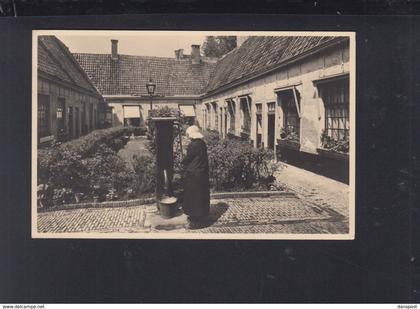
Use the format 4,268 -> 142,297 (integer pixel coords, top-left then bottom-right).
146,79 -> 156,96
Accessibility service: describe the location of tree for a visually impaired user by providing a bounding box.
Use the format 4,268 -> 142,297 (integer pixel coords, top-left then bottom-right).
202,36 -> 237,58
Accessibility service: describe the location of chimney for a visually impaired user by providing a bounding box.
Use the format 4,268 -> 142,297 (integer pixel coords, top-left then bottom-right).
191,44 -> 201,65
111,39 -> 118,60
174,48 -> 184,60
236,36 -> 249,48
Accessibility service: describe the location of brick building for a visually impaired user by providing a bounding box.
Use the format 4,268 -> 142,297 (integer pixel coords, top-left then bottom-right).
73,41 -> 216,127
199,36 -> 351,182
39,35 -> 351,182
37,36 -> 104,145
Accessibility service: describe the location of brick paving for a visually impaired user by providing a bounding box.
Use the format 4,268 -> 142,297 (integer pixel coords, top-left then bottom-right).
274,163 -> 350,217
37,205 -> 148,233
37,195 -> 348,234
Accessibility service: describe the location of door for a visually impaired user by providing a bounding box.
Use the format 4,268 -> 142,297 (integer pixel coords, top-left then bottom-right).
267,114 -> 275,150
82,103 -> 87,134
224,108 -> 227,138
219,107 -> 223,135
57,98 -> 66,140
68,106 -> 74,140
256,114 -> 262,148
75,107 -> 80,138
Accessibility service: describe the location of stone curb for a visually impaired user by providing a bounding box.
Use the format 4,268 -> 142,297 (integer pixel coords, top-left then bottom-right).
38,197 -> 155,213
210,191 -> 295,199
38,190 -> 294,213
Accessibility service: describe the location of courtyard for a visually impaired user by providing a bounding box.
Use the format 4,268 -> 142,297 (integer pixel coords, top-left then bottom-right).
34,33 -> 353,238
37,161 -> 349,235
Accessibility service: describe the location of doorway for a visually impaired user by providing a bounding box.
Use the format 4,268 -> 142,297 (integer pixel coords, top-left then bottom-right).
75,107 -> 80,138
219,107 -> 223,136
224,108 -> 227,138
68,106 -> 74,140
267,114 -> 275,150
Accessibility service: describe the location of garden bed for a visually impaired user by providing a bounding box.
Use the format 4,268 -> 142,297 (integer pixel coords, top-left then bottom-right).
37,126 -> 149,209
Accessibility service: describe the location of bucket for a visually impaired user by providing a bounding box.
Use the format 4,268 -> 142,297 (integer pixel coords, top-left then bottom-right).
159,196 -> 178,219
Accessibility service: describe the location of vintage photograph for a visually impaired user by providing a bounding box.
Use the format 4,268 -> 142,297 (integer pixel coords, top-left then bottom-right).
32,30 -> 355,239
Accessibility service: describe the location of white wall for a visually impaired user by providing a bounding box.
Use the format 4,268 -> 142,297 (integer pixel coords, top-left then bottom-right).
106,98 -> 199,127
199,42 -> 350,155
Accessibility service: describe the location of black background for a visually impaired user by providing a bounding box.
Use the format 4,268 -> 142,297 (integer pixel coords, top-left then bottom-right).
0,5 -> 419,303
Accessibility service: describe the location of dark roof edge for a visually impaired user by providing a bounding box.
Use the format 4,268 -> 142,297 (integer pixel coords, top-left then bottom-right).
38,70 -> 103,99
51,36 -> 103,97
39,39 -> 78,87
201,36 -> 349,99
103,94 -> 201,100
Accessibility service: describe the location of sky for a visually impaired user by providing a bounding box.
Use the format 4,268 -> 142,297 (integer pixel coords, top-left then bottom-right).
56,32 -> 207,58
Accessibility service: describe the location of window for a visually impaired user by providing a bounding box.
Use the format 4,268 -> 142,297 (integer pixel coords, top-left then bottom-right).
123,105 -> 141,126
212,103 -> 218,129
240,96 -> 251,133
38,94 -> 50,138
227,99 -> 236,133
89,103 -> 94,130
179,105 -> 196,125
82,102 -> 87,134
255,104 -> 262,148
57,97 -> 66,133
267,102 -> 275,113
319,78 -> 349,141
279,89 -> 300,139
75,106 -> 80,138
206,104 -> 211,128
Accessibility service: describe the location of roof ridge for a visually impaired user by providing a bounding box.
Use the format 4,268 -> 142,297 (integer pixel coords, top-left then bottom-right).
74,52 -> 179,61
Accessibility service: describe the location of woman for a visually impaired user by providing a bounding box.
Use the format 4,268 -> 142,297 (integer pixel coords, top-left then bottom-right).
181,125 -> 210,229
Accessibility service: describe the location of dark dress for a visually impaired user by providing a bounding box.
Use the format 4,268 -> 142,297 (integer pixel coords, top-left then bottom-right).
181,138 -> 210,218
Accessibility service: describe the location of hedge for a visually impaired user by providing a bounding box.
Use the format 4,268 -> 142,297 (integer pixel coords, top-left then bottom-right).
37,126 -> 147,208
204,131 -> 277,191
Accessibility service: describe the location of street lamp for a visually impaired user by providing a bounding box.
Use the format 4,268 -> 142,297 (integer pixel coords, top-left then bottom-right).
146,78 -> 156,111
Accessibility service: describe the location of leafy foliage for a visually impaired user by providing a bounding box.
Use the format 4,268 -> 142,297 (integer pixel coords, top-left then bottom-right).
204,131 -> 277,191
131,154 -> 156,195
280,127 -> 299,142
38,126 -> 139,207
320,130 -> 349,153
202,36 -> 237,58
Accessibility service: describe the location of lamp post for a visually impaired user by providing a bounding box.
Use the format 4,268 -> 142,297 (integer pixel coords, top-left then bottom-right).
146,78 -> 156,111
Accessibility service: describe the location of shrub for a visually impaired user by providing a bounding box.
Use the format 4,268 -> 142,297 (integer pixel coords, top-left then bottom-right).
81,144 -> 136,200
131,154 -> 156,195
205,131 -> 276,191
38,126 -> 137,207
320,129 -> 349,153
132,126 -> 148,136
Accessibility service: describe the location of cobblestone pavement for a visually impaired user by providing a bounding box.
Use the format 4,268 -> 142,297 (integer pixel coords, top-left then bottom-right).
274,163 -> 350,218
37,205 -> 149,233
37,195 -> 348,234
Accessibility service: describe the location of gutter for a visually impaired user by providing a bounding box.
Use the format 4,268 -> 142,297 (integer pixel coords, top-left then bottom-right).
200,37 -> 349,99
38,70 -> 103,100
103,94 -> 202,100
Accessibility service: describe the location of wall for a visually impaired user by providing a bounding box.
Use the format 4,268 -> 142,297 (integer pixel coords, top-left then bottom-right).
105,97 -> 200,127
199,41 -> 350,155
37,77 -> 102,141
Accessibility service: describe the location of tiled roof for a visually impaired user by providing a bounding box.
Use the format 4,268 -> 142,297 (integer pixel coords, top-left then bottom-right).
73,53 -> 216,96
204,36 -> 343,93
61,35 -> 345,98
38,36 -> 101,96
